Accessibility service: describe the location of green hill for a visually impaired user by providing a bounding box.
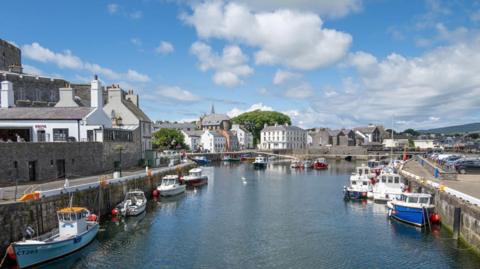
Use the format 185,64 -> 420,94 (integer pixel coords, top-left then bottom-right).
420,122 -> 480,134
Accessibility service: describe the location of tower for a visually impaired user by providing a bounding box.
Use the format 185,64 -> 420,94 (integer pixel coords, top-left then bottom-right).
211,103 -> 215,114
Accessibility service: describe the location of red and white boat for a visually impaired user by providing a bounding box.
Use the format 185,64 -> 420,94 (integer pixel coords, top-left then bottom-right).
182,168 -> 208,187
313,158 -> 328,170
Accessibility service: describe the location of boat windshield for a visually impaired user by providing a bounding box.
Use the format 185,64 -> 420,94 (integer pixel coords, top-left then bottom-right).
419,197 -> 430,204
407,196 -> 419,203
394,177 -> 400,184
388,176 -> 393,183
381,176 -> 386,183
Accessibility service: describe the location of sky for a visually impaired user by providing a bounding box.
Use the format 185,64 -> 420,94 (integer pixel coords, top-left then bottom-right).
2,0 -> 480,131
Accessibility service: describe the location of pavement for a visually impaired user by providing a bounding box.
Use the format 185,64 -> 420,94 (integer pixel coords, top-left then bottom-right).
0,165 -> 184,202
403,160 -> 480,199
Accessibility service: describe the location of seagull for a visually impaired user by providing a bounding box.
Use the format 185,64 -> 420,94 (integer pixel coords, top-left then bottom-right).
242,176 -> 247,185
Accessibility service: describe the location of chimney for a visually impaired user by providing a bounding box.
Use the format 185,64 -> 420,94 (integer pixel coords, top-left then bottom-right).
126,89 -> 139,107
1,81 -> 15,108
55,86 -> 78,107
107,85 -> 122,103
90,75 -> 103,108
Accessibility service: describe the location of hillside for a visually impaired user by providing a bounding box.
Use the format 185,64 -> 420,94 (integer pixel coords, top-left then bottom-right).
420,122 -> 480,134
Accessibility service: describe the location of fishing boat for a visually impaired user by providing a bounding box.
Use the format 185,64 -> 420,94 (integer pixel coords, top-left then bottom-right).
192,156 -> 210,165
253,156 -> 268,169
344,165 -> 374,200
10,207 -> 99,268
372,169 -> 404,203
303,160 -> 313,169
157,175 -> 186,197
240,154 -> 256,161
182,168 -> 208,187
388,193 -> 436,227
290,160 -> 302,169
116,190 -> 147,216
313,158 -> 328,170
222,155 -> 241,162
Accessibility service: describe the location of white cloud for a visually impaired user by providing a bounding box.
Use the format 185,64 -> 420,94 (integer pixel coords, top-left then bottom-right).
227,102 -> 273,117
156,86 -> 201,102
107,3 -> 119,14
283,83 -> 315,99
190,41 -> 253,87
155,41 -> 174,54
22,64 -> 43,75
22,42 -> 150,83
273,70 -> 301,85
129,11 -> 143,19
130,38 -> 142,46
258,87 -> 269,96
183,1 -> 352,70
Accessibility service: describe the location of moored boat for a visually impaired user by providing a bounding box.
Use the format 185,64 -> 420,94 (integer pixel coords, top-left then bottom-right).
253,156 -> 268,169
388,193 -> 436,227
303,160 -> 313,169
182,168 -> 208,187
290,160 -> 302,169
372,169 -> 404,203
192,156 -> 210,165
222,155 -> 241,162
344,165 -> 373,200
313,158 -> 328,170
10,207 -> 99,268
116,190 -> 147,216
157,175 -> 186,197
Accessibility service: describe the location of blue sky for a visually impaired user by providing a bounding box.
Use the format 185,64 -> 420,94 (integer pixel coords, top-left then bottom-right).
2,0 -> 480,130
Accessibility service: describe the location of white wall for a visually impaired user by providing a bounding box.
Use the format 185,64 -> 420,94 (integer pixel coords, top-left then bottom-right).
0,120 -> 80,142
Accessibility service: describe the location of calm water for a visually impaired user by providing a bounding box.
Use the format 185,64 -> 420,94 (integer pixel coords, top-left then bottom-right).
37,161 -> 480,269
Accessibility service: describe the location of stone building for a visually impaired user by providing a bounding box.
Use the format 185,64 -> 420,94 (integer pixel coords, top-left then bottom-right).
198,105 -> 231,131
259,123 -> 307,150
153,121 -> 197,132
354,125 -> 382,145
231,124 -> 253,149
0,39 -> 22,73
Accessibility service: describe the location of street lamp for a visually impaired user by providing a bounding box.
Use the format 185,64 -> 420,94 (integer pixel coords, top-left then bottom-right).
115,145 -> 125,177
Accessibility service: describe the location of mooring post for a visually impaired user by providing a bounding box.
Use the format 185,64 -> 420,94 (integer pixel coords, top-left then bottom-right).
453,207 -> 461,240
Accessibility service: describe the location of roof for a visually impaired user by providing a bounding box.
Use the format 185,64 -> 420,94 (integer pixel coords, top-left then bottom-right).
354,126 -> 378,134
155,122 -> 197,130
201,113 -> 230,126
0,107 -> 94,120
262,124 -> 305,132
122,99 -> 151,122
57,207 -> 88,213
183,130 -> 204,137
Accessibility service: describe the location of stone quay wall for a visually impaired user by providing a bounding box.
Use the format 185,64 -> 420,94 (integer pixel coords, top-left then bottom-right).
401,166 -> 480,252
0,140 -> 141,186
0,163 -> 195,254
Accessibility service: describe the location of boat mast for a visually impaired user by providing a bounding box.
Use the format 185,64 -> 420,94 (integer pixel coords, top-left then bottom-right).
390,115 -> 394,164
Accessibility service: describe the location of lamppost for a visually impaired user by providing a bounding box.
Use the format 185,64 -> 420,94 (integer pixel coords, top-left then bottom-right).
115,145 -> 125,177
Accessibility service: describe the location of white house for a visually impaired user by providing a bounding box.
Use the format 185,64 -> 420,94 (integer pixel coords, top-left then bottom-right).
231,124 -> 253,149
181,130 -> 203,152
0,78 -> 112,142
201,129 -> 226,153
383,138 -> 409,149
259,123 -> 307,150
414,139 -> 435,150
354,125 -> 381,144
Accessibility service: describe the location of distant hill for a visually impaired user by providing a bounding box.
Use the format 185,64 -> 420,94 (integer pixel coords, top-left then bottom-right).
420,122 -> 480,134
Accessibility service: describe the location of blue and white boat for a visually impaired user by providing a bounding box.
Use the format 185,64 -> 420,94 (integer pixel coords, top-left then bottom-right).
388,193 -> 435,227
344,165 -> 373,200
11,207 -> 99,268
253,156 -> 268,169
192,156 -> 210,165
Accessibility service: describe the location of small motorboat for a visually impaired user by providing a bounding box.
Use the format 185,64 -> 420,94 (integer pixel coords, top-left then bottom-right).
240,154 -> 256,161
344,165 -> 373,200
388,193 -> 436,227
157,175 -> 186,197
303,160 -> 313,169
182,168 -> 208,187
222,155 -> 241,162
10,207 -> 99,268
253,156 -> 268,169
313,158 -> 328,170
290,160 -> 302,169
192,156 -> 210,165
116,190 -> 147,216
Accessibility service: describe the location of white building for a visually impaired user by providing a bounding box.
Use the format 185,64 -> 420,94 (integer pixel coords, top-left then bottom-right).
181,130 -> 203,152
414,139 -> 435,150
231,124 -> 253,149
259,123 -> 307,150
0,78 -> 112,142
383,138 -> 409,149
201,129 -> 226,153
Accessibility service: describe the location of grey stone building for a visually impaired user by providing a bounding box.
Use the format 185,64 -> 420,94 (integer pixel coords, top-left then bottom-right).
0,39 -> 22,73
198,105 -> 231,131
153,121 -> 197,132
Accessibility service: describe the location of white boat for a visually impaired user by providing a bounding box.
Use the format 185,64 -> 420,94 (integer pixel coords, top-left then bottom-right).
117,190 -> 147,216
344,165 -> 374,200
253,156 -> 268,169
290,160 -> 302,168
182,168 -> 208,187
372,169 -> 404,203
157,175 -> 186,197
303,160 -> 313,169
11,207 -> 99,268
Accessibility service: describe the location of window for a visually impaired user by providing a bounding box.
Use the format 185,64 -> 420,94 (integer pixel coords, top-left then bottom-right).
394,177 -> 399,184
408,197 -> 419,203
53,129 -> 69,141
352,181 -> 357,185
387,176 -> 393,183
381,176 -> 386,183
419,197 -> 429,204
37,130 -> 46,142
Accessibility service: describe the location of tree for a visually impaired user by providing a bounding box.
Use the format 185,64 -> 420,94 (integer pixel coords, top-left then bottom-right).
152,128 -> 189,150
402,128 -> 419,136
232,110 -> 291,145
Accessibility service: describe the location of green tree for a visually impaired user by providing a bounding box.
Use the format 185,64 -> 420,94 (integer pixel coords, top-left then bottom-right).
152,128 -> 189,150
402,128 -> 419,136
232,110 -> 291,145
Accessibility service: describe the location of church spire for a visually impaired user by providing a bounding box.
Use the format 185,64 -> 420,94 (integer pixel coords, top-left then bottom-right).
211,103 -> 215,114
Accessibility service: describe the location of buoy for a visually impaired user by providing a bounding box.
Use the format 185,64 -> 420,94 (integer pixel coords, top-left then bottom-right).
6,244 -> 16,260
152,189 -> 160,197
87,214 -> 97,222
430,213 -> 441,224
111,208 -> 119,216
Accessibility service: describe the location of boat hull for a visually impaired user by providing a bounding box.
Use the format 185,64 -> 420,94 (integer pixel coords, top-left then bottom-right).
344,189 -> 368,200
253,163 -> 267,169
13,223 -> 99,268
158,185 -> 186,197
127,203 -> 147,216
184,176 -> 208,187
389,204 -> 432,227
313,163 -> 328,170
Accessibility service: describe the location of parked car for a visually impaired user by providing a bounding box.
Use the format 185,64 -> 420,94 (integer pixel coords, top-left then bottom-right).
455,159 -> 480,174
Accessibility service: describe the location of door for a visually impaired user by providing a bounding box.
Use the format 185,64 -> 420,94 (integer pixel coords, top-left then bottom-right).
28,161 -> 36,181
37,130 -> 46,142
56,159 -> 65,178
87,130 -> 94,142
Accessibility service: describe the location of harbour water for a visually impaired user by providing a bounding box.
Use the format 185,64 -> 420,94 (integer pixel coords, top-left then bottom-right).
36,161 -> 480,269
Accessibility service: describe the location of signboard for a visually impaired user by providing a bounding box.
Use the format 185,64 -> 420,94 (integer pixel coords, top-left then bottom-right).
35,124 -> 47,129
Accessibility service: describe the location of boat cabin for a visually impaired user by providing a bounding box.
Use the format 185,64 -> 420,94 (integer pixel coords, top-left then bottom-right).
379,173 -> 402,185
57,207 -> 90,237
162,175 -> 179,185
255,156 -> 267,162
399,193 -> 432,205
355,166 -> 371,177
189,168 -> 203,177
367,160 -> 380,168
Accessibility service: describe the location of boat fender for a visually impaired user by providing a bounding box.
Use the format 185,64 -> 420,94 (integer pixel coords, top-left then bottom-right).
430,213 -> 441,224
111,208 -> 119,216
152,190 -> 160,197
87,214 -> 98,222
5,244 -> 15,261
